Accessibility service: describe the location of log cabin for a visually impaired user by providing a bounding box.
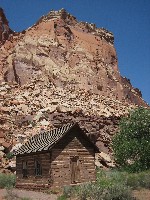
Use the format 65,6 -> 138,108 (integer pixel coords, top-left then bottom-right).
13,123 -> 99,189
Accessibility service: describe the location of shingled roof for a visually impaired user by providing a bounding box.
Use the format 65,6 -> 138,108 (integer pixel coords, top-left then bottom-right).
13,123 -> 99,156
13,123 -> 74,155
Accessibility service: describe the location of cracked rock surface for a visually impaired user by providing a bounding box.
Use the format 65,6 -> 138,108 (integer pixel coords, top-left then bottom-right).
0,8 -> 149,171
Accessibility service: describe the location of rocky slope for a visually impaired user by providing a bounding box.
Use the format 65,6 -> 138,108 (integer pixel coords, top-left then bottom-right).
0,8 -> 148,171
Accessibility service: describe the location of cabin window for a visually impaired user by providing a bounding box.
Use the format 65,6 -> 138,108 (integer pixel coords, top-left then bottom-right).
35,160 -> 42,176
22,161 -> 28,178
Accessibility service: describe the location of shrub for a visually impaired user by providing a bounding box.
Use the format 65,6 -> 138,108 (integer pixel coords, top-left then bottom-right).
6,152 -> 14,159
75,183 -> 95,199
59,171 -> 133,200
0,173 -> 16,188
63,185 -> 74,198
57,186 -> 75,200
127,170 -> 150,189
59,169 -> 150,200
104,184 -> 133,200
74,182 -> 133,200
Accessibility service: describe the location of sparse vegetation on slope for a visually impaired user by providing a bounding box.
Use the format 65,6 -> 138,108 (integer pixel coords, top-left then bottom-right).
58,169 -> 150,200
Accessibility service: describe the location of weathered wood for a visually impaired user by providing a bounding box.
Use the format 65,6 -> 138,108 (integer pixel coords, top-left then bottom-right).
16,125 -> 98,189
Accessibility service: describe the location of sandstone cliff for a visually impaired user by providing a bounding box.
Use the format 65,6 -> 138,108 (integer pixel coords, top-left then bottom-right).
0,9 -> 148,171
0,7 -> 14,45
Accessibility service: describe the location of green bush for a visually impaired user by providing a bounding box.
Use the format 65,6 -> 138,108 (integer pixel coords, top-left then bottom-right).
0,173 -> 16,188
74,182 -> 133,200
59,170 -> 133,200
104,184 -> 133,200
75,183 -> 98,200
112,107 -> 150,172
127,170 -> 150,189
63,185 -> 74,198
6,152 -> 14,159
95,170 -> 133,200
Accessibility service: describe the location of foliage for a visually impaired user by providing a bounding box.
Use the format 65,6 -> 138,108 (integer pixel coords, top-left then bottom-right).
63,185 -> 75,198
126,170 -> 150,189
58,170 -> 135,200
60,182 -> 133,200
58,169 -> 150,199
0,173 -> 16,188
57,195 -> 67,200
103,184 -> 133,200
6,152 -> 14,159
112,107 -> 150,172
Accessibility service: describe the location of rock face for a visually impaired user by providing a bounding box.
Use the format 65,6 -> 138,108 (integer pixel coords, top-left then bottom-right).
0,8 -> 13,45
0,8 -> 147,106
0,8 -> 149,171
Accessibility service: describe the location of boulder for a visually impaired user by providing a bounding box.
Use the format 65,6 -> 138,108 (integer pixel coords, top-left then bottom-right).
98,152 -> 115,168
0,146 -> 4,151
40,119 -> 50,126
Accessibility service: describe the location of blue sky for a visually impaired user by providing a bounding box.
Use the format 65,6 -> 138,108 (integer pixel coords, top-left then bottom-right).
1,0 -> 150,105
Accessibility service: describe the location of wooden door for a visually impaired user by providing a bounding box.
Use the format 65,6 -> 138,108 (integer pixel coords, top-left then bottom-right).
70,156 -> 80,183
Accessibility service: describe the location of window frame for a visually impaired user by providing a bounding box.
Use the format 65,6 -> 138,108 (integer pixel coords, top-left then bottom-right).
22,160 -> 28,178
34,159 -> 42,177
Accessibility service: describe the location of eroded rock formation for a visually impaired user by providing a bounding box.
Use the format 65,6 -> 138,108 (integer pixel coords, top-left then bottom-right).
0,7 -> 13,45
0,8 -> 149,171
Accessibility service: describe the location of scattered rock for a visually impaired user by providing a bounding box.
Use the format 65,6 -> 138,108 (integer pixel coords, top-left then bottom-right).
0,8 -> 148,173
98,152 -> 115,168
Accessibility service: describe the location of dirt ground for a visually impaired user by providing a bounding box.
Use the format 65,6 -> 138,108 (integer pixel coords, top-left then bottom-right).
0,188 -> 57,200
132,189 -> 150,200
0,188 -> 150,200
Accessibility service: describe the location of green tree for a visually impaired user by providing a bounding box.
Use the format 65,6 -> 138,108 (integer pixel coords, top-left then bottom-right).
112,107 -> 150,172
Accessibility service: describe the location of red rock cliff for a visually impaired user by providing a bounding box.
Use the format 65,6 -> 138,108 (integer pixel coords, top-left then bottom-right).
0,9 -> 149,171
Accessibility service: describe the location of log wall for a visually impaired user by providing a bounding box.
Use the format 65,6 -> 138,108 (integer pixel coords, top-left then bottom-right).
51,129 -> 96,187
16,127 -> 96,189
16,152 -> 51,189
